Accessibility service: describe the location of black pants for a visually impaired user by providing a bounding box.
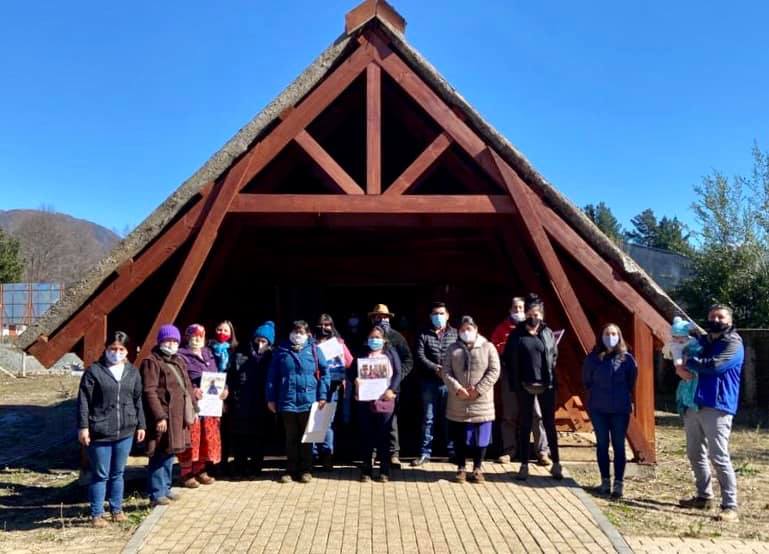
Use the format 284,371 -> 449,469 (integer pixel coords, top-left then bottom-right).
232,432 -> 264,470
358,403 -> 394,476
282,411 -> 312,476
389,400 -> 400,455
449,421 -> 486,470
517,387 -> 560,464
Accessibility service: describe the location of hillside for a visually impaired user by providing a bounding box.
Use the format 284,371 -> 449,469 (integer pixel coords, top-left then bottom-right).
0,209 -> 120,284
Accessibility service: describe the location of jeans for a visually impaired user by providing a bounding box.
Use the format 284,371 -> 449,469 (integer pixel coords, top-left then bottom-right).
590,411 -> 630,481
314,387 -> 340,457
147,452 -> 174,502
282,411 -> 312,476
684,407 -> 738,509
358,403 -> 394,476
420,381 -> 452,456
517,387 -> 560,464
87,435 -> 133,517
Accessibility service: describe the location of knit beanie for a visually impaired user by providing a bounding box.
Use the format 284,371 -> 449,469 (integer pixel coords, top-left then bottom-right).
157,324 -> 181,344
253,321 -> 276,345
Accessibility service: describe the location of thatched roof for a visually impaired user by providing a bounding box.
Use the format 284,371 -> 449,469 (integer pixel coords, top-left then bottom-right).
18,12 -> 685,351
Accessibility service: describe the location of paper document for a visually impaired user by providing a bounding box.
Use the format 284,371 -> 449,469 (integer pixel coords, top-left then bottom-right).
318,337 -> 346,381
198,371 -> 226,417
301,401 -> 337,443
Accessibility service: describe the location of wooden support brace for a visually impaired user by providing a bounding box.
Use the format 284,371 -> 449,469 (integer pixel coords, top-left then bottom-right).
295,130 -> 365,195
366,63 -> 382,194
384,132 -> 452,195
83,314 -> 107,367
629,313 -> 657,463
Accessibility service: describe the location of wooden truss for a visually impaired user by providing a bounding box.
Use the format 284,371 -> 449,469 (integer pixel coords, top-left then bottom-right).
29,25 -> 660,462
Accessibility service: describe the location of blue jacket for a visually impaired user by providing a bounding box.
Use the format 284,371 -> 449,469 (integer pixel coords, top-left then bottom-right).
582,351 -> 638,414
266,340 -> 330,413
687,328 -> 743,415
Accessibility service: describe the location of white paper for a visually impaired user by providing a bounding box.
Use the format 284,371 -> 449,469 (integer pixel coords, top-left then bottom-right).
198,371 -> 226,417
301,401 -> 337,443
318,337 -> 346,381
357,378 -> 389,401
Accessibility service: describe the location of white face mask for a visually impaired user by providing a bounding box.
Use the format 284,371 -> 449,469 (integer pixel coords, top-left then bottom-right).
159,342 -> 179,356
105,350 -> 127,365
289,332 -> 308,346
511,312 -> 526,323
460,330 -> 477,343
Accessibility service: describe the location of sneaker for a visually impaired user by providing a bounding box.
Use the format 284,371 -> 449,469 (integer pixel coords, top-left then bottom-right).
516,464 -> 529,481
536,452 -> 551,467
299,473 -> 312,484
278,474 -> 293,484
410,455 -> 429,467
610,480 -> 624,499
166,491 -> 181,501
715,508 -> 739,522
182,477 -> 200,489
550,462 -> 563,480
495,454 -> 511,464
196,472 -> 215,485
111,511 -> 128,523
679,496 -> 714,510
597,478 -> 611,496
150,497 -> 171,507
471,469 -> 485,483
91,516 -> 109,528
390,455 -> 402,469
377,473 -> 389,483
360,473 -> 372,483
455,470 -> 467,483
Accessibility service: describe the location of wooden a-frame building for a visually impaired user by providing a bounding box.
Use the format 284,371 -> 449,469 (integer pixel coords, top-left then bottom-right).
19,0 -> 685,463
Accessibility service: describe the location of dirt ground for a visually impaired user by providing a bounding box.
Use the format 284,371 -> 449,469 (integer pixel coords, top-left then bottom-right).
0,374 -> 146,553
569,409 -> 769,542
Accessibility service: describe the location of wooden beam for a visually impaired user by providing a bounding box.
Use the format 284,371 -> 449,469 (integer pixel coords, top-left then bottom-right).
630,313 -> 657,463
294,130 -> 365,195
366,63 -> 382,194
384,132 -> 452,195
27,186 -> 213,367
230,194 -> 515,214
83,314 -> 107,367
345,0 -> 406,35
362,31 -> 505,190
491,150 -> 594,353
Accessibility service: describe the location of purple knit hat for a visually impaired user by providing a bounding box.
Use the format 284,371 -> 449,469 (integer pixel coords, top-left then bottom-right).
157,324 -> 181,344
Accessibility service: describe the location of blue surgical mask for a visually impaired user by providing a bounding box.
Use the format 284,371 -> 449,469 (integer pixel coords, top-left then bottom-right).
430,313 -> 447,328
368,338 -> 384,351
602,335 -> 619,349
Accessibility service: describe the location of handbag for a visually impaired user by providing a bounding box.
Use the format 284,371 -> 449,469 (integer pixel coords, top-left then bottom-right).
164,361 -> 197,425
370,398 -> 395,413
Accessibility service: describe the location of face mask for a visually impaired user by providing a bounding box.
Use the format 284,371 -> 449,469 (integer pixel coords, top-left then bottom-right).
377,318 -> 390,331
430,313 -> 448,328
216,331 -> 231,343
368,337 -> 384,351
319,327 -> 333,338
460,330 -> 477,343
526,316 -> 542,328
706,320 -> 729,334
510,312 -> 526,323
188,335 -> 205,349
289,332 -> 307,346
159,342 -> 178,356
602,335 -> 619,349
106,350 -> 127,365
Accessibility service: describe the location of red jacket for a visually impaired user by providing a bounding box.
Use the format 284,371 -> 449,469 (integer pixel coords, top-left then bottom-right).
491,318 -> 517,355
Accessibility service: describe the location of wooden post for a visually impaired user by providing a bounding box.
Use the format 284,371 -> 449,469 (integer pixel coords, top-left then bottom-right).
366,63 -> 382,194
83,314 -> 107,367
630,313 -> 657,463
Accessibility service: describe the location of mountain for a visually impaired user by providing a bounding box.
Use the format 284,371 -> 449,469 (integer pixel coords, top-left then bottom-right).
0,209 -> 121,284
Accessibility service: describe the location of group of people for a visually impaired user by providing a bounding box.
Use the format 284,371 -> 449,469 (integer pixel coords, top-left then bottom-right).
76,296 -> 745,526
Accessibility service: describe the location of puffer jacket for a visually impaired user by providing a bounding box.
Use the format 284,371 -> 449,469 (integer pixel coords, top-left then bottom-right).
582,350 -> 638,414
266,340 -> 330,413
442,335 -> 500,423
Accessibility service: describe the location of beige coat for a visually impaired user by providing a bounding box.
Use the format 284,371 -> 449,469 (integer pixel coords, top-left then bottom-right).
442,335 -> 500,423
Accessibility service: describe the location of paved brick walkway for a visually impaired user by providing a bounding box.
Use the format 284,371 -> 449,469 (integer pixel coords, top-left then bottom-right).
126,462 -> 625,553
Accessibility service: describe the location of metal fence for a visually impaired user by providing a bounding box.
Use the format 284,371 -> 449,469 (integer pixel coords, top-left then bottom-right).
0,283 -> 63,340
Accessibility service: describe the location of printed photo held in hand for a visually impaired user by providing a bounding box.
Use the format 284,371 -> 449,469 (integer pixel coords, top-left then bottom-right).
356,357 -> 391,401
198,372 -> 227,417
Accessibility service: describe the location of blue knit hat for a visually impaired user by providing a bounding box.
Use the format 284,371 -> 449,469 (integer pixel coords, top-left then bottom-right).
253,321 -> 275,345
157,324 -> 181,344
671,317 -> 692,338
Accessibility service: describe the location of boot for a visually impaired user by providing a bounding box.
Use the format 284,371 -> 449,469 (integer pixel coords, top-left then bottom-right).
598,477 -> 611,495
611,480 -> 624,499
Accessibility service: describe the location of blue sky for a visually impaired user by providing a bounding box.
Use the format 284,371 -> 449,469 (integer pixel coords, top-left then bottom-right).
1,0 -> 767,236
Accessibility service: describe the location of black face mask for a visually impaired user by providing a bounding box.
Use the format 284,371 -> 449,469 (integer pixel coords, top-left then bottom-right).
318,328 -> 333,338
526,316 -> 542,328
706,320 -> 729,334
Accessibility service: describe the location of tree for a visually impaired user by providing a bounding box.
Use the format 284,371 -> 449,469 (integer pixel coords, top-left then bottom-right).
676,143 -> 769,327
0,229 -> 24,282
583,202 -> 624,243
625,208 -> 693,256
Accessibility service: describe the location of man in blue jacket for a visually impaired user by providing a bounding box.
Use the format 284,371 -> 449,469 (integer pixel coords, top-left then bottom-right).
675,304 -> 743,522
